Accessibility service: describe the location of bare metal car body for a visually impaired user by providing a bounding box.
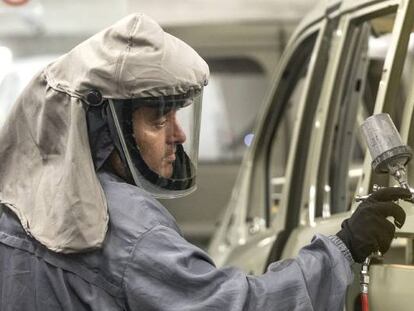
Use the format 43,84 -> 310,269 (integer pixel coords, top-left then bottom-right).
208,0 -> 414,309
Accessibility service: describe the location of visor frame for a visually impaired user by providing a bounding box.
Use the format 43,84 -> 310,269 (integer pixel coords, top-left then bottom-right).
106,90 -> 203,198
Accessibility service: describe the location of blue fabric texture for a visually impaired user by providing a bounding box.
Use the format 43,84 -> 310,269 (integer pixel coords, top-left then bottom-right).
328,235 -> 354,265
0,171 -> 353,311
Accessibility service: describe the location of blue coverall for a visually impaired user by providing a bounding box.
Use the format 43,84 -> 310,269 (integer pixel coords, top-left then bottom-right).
0,170 -> 353,311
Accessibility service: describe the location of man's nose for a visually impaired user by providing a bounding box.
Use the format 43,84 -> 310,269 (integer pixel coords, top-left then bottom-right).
168,117 -> 186,144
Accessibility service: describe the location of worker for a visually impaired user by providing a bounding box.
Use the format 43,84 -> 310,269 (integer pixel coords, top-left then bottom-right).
0,13 -> 410,311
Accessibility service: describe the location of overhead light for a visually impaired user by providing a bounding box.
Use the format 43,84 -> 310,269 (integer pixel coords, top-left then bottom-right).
0,46 -> 13,80
243,133 -> 254,147
0,46 -> 13,63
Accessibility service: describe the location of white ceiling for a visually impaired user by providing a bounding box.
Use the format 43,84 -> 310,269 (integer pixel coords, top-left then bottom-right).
0,0 -> 319,36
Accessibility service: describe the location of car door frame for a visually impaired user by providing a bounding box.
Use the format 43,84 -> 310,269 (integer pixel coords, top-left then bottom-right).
209,16 -> 332,272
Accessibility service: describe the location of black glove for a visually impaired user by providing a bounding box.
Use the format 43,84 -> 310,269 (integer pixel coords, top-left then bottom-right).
336,187 -> 411,263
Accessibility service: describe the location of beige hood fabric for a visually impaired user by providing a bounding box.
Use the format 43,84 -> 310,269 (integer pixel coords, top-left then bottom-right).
0,13 -> 209,253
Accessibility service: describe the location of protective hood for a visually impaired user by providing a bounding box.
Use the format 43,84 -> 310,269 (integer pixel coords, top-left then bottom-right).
0,13 -> 209,253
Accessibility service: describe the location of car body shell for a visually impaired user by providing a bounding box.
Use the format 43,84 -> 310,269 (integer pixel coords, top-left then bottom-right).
209,0 -> 414,309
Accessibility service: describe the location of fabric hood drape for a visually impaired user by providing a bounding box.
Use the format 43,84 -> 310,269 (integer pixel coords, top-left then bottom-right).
0,13 -> 209,253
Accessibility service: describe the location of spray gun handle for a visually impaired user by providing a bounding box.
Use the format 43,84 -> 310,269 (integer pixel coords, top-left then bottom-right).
356,186 -> 414,203
355,194 -> 371,202
355,184 -> 384,202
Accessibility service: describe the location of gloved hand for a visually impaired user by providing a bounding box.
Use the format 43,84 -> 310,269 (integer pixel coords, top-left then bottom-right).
336,187 -> 411,263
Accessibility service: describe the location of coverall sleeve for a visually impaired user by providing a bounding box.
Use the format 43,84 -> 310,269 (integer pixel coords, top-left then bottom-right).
123,225 -> 353,311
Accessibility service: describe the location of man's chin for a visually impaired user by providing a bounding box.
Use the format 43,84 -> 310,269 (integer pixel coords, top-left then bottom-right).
159,165 -> 173,179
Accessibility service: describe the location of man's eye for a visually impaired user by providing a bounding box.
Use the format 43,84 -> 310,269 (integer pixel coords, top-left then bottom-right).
153,119 -> 167,128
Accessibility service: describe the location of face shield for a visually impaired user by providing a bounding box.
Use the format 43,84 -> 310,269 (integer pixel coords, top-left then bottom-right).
106,89 -> 203,198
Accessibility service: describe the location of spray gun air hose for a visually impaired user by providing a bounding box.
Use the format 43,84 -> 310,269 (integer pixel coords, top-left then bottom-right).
360,257 -> 370,311
358,113 -> 414,311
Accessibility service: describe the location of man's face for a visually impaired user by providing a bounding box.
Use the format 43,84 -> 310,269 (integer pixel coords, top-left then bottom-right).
132,106 -> 186,178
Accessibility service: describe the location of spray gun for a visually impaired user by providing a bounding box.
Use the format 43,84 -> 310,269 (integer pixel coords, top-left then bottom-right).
360,113 -> 413,195
357,113 -> 414,311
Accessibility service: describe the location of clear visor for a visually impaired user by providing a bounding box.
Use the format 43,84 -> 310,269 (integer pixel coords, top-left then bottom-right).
107,90 -> 203,198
